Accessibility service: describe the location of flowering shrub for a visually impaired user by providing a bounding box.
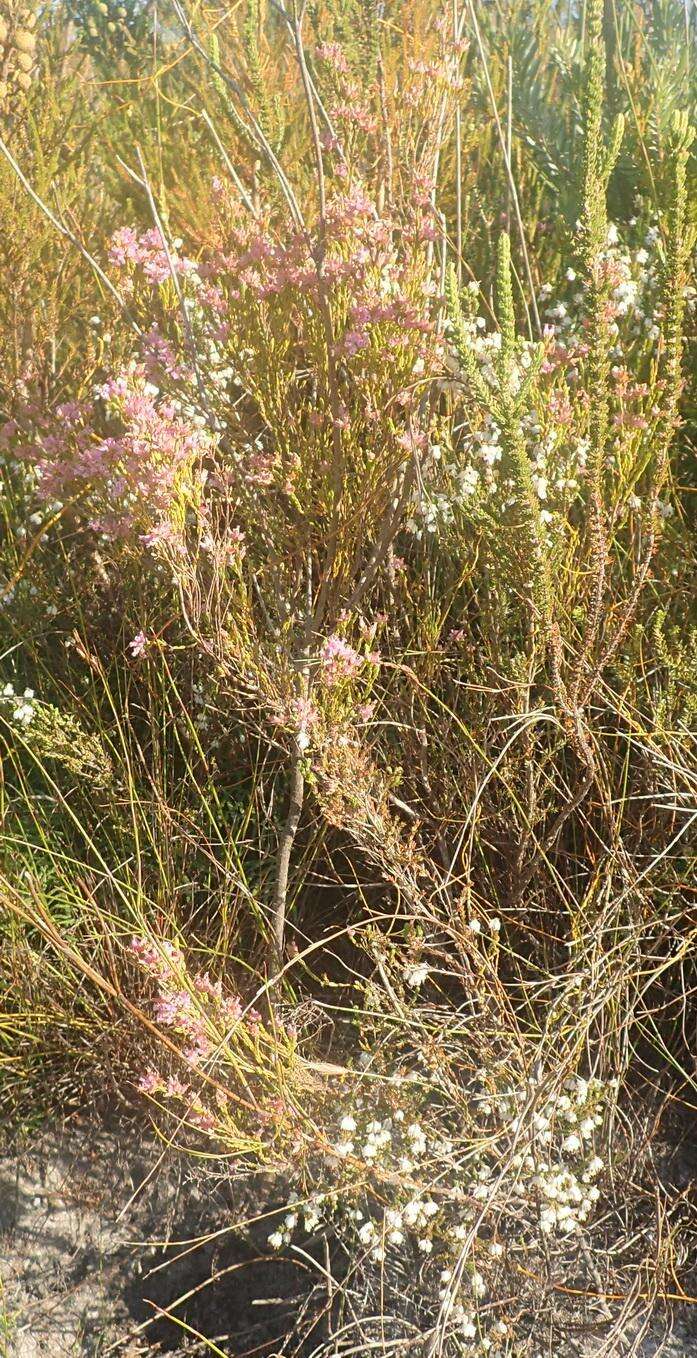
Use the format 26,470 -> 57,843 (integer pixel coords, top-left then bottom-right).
0,363 -> 210,541
0,679 -> 113,785
127,923 -> 620,1353
0,0 -> 695,1354
415,219 -> 686,545
264,1069 -> 609,1351
128,934 -> 306,1156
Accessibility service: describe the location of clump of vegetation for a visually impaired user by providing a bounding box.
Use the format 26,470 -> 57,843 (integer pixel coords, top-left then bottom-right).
0,0 -> 695,1353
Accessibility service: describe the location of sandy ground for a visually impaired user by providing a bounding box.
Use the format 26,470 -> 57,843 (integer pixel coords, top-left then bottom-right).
0,1119 -> 314,1357
0,1121 -> 694,1358
0,1120 -> 186,1356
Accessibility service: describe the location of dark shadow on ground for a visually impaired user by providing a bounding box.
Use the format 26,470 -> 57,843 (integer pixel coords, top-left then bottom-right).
125,1221 -> 329,1355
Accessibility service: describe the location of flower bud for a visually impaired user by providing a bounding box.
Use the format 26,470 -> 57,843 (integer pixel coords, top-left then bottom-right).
13,29 -> 37,54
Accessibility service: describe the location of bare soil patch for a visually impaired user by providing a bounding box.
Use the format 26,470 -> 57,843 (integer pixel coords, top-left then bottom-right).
0,1119 -> 320,1357
0,1119 -> 694,1357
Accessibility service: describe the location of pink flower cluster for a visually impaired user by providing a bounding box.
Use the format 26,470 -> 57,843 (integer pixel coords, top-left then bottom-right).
128,936 -> 301,1140
108,226 -> 196,287
2,367 -> 210,540
270,694 -> 319,733
319,635 -> 365,686
129,935 -> 265,1070
216,229 -> 321,301
314,41 -> 350,75
336,289 -> 432,359
2,177 -> 442,555
141,323 -> 190,384
128,630 -> 149,659
199,524 -> 246,562
314,40 -> 377,134
541,332 -> 589,376
204,186 -> 436,376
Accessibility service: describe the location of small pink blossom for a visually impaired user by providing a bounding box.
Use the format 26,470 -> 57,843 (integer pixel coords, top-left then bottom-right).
320,635 -> 363,686
165,1075 -> 189,1098
128,630 -> 150,659
315,41 -> 350,75
189,1107 -> 217,1132
340,329 -> 369,357
183,1027 -> 213,1064
194,971 -> 223,1000
108,225 -> 196,286
137,1069 -> 161,1094
153,989 -> 192,1026
140,522 -> 185,554
159,940 -> 185,968
129,936 -> 160,968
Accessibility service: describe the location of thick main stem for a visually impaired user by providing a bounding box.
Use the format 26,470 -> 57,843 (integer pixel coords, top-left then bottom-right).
271,739 -> 305,970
